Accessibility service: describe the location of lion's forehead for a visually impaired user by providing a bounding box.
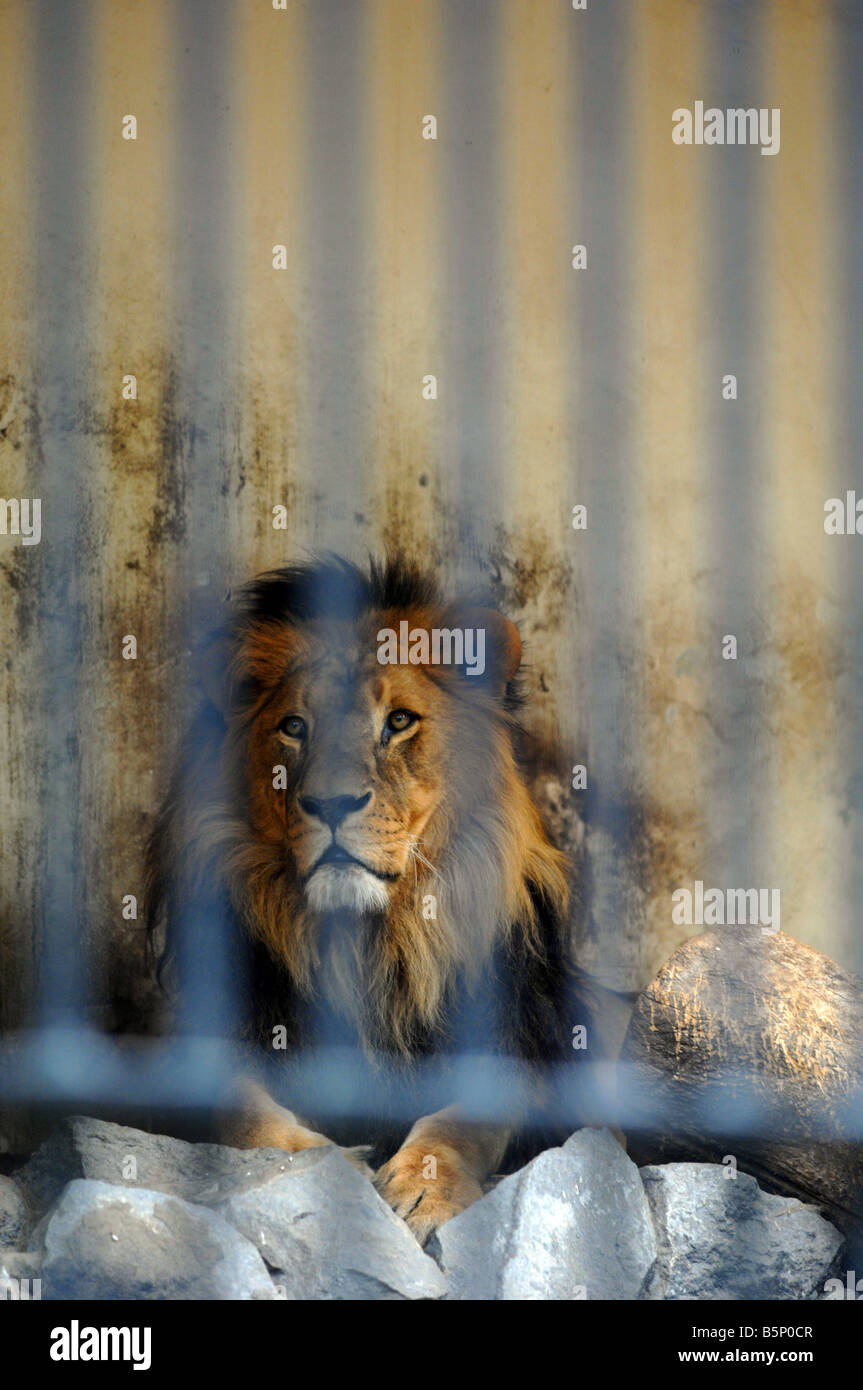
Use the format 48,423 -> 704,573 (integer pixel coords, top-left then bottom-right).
270,622 -> 430,708
244,613 -> 446,730
298,662 -> 432,722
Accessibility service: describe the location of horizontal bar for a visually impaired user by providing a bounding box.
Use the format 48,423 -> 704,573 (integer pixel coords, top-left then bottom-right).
1,1031 -> 862,1142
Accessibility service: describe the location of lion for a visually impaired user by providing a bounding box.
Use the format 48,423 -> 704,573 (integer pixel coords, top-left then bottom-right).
146,555 -> 597,1242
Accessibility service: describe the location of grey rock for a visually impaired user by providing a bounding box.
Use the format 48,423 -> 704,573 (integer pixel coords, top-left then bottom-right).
430,1127 -> 657,1300
0,1175 -> 28,1248
640,1163 -> 845,1300
214,1144 -> 446,1300
39,1180 -> 278,1300
0,1251 -> 42,1280
14,1116 -> 302,1216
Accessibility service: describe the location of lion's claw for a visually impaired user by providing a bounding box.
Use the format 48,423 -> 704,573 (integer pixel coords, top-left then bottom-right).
375,1148 -> 483,1245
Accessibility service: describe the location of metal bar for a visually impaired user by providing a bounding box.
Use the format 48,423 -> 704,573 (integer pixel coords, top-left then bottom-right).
839,1 -> 863,980
1,1036 -> 861,1141
443,0 -> 502,575
577,0 -> 638,994
703,0 -> 766,893
306,0 -> 368,555
32,0 -> 91,1029
170,0 -> 243,1041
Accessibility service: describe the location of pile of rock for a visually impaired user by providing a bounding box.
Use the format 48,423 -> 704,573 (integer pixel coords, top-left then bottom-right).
0,1117 -> 846,1300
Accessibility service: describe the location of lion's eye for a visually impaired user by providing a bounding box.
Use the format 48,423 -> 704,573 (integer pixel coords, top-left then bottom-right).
278,714 -> 307,740
386,709 -> 418,734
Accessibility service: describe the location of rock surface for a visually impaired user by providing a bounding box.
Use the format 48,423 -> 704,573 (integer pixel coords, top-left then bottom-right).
38,1180 -> 277,1300
0,1249 -> 42,1299
16,1117 -> 443,1300
214,1145 -> 446,1300
0,1175 -> 28,1248
621,927 -> 863,1243
0,1250 -> 41,1281
9,1117 -> 849,1300
641,1163 -> 844,1301
15,1115 -> 298,1217
430,1128 -> 657,1300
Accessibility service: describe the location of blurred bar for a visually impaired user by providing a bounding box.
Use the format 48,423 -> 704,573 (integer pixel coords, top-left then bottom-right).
0,1040 -> 861,1142
443,0 -> 503,582
91,0 -> 175,1028
0,0 -> 36,1043
632,0 -> 711,986
501,0 -> 573,749
369,0 -> 443,561
170,0 -> 242,1042
702,0 -> 765,894
838,2 -> 863,980
234,0 -> 305,571
577,0 -> 639,996
32,0 -> 91,1028
432,0 -> 504,1065
305,0 -> 370,554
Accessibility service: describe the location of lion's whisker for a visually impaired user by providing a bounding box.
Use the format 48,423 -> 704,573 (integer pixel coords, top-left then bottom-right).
400,838 -> 441,881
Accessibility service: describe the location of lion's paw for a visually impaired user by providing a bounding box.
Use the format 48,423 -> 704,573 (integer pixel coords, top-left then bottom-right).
374,1145 -> 483,1245
257,1126 -> 373,1180
225,1107 -> 372,1179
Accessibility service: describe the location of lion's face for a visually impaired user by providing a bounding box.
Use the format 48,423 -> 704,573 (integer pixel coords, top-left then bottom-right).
240,612 -> 502,916
150,559 -> 571,1054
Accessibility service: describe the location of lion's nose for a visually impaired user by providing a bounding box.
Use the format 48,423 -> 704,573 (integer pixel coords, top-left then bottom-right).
299,791 -> 372,830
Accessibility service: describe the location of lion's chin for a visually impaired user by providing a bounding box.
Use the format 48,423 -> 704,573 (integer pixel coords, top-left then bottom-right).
305,863 -> 391,915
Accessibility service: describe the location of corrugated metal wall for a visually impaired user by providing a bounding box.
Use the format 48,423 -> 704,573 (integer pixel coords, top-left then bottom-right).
1,0 -> 861,1056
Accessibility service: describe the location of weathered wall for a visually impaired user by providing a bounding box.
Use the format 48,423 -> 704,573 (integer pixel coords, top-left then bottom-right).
1,0 -> 862,1062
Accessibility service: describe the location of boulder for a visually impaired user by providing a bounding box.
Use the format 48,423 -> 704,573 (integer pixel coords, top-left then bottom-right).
14,1115 -> 300,1216
430,1127 -> 657,1300
0,1175 -> 28,1248
621,928 -> 863,1240
214,1144 -> 446,1300
641,1163 -> 844,1300
0,1251 -> 41,1281
38,1180 -> 277,1300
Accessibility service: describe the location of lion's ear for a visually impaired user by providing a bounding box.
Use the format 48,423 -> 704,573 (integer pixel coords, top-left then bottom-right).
479,609 -> 523,689
443,605 -> 522,693
199,619 -> 301,711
